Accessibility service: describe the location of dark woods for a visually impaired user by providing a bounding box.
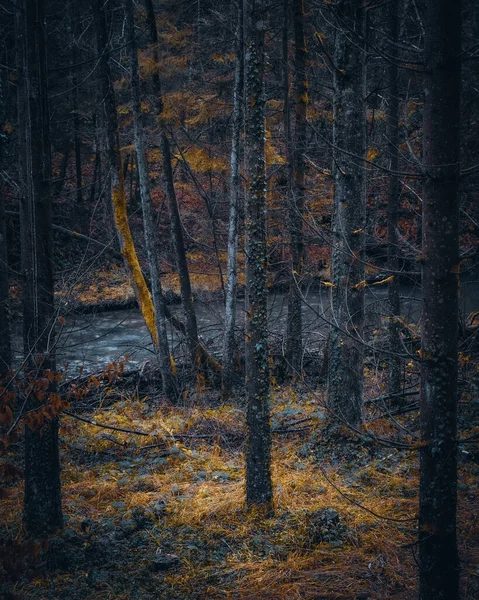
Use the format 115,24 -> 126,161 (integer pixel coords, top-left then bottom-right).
0,1 -> 477,599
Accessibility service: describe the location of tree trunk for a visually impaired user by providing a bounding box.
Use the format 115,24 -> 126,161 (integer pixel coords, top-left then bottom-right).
0,68 -> 11,379
419,1 -> 461,598
285,0 -> 307,377
221,0 -> 244,400
144,0 -> 205,373
92,0 -> 158,348
328,0 -> 366,429
0,185 -> 11,379
386,0 -> 402,397
125,0 -> 176,401
244,0 -> 273,511
17,0 -> 63,537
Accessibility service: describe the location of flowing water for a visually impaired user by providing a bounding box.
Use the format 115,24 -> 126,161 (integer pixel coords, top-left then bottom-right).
12,280 -> 479,375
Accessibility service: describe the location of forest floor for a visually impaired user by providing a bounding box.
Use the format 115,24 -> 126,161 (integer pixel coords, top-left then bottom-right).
1,376 -> 479,600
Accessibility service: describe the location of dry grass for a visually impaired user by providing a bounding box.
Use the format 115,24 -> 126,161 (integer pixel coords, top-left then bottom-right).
1,387 -> 478,599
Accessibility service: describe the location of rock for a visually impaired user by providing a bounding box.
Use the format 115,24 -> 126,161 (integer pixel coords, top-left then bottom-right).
150,499 -> 168,518
211,471 -> 229,482
193,471 -> 207,482
150,553 -> 180,571
119,519 -> 138,536
306,508 -> 349,546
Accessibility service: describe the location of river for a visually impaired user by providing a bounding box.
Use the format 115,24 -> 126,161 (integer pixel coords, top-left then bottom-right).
11,280 -> 479,375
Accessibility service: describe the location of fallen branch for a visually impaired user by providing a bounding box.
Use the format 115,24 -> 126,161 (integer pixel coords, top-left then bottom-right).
63,410 -> 151,436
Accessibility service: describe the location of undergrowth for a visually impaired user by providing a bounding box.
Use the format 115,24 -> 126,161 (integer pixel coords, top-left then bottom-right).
1,386 -> 478,599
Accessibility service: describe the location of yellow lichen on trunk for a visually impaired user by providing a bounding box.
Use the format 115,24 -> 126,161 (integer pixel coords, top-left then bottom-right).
111,182 -> 158,347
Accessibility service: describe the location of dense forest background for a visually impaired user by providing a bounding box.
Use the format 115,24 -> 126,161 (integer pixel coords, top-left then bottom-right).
0,0 -> 478,599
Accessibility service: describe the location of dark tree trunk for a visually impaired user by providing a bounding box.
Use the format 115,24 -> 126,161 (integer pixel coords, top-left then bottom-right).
328,0 -> 367,428
17,0 -> 62,537
92,0 -> 158,347
0,70 -> 11,379
0,186 -> 11,379
244,0 -> 273,511
285,0 -> 307,376
221,1 -> 244,400
386,0 -> 402,397
419,1 -> 462,598
125,0 -> 176,401
144,0 -> 205,373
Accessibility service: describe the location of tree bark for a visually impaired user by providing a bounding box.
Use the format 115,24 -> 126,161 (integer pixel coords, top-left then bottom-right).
144,0 -> 205,373
17,0 -> 63,537
0,66 -> 11,379
328,0 -> 367,429
244,0 -> 273,511
386,0 -> 402,397
125,0 -> 176,401
285,0 -> 307,377
419,1 -> 462,598
92,0 -> 158,348
221,0 -> 244,400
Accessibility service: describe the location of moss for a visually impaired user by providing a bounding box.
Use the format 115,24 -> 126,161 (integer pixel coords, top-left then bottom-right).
111,182 -> 158,347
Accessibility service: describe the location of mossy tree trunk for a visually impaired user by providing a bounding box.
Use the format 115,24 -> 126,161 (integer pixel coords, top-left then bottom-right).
125,0 -> 176,401
221,1 -> 244,401
419,1 -> 461,598
17,0 -> 63,537
244,0 -> 273,511
328,0 -> 366,429
92,0 -> 158,349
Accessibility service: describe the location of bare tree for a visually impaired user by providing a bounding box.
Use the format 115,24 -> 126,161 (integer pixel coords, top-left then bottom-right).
419,1 -> 462,598
244,0 -> 273,511
0,76 -> 11,379
125,0 -> 176,401
386,0 -> 402,397
17,0 -> 63,537
222,0 -> 244,400
328,0 -> 367,428
144,0 -> 206,375
285,0 -> 307,376
92,0 -> 158,349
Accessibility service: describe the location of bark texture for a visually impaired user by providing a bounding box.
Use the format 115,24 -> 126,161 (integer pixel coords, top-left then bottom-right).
419,1 -> 461,598
92,0 -> 158,348
244,0 -> 273,511
221,1 -> 244,400
125,0 -> 176,401
0,75 -> 11,378
144,0 -> 205,373
285,0 -> 307,376
328,0 -> 367,428
17,0 -> 63,537
386,0 -> 402,397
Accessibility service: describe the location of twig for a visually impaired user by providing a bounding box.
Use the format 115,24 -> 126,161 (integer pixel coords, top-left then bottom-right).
63,410 -> 151,436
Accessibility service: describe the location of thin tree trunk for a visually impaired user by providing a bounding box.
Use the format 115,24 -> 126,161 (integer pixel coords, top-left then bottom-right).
0,186 -> 11,379
144,0 -> 208,375
221,0 -> 244,400
285,0 -> 307,376
17,0 -> 63,537
53,140 -> 72,198
125,0 -> 176,401
244,0 -> 273,511
386,0 -> 402,397
328,0 -> 367,429
0,69 -> 11,379
92,0 -> 158,348
419,1 -> 461,598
